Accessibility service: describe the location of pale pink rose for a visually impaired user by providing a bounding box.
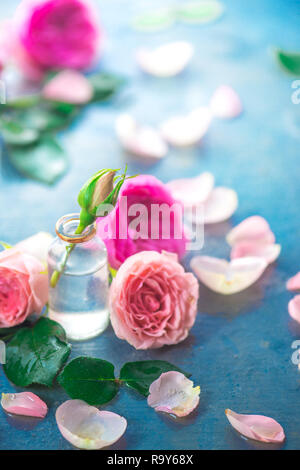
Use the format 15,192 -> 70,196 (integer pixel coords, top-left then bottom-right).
0,248 -> 48,328
12,0 -> 100,81
109,251 -> 199,350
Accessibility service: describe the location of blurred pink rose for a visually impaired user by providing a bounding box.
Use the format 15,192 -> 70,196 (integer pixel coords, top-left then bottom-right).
109,251 -> 199,349
12,0 -> 100,80
0,248 -> 48,328
97,175 -> 187,270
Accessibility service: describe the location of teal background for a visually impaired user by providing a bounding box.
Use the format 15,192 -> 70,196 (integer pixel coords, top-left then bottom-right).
0,0 -> 300,450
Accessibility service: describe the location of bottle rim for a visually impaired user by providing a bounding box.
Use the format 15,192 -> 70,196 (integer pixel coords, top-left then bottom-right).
55,213 -> 96,244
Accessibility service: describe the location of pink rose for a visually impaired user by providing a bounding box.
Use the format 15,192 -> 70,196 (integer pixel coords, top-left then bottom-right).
12,0 -> 100,81
0,248 -> 48,328
109,251 -> 199,349
97,175 -> 187,270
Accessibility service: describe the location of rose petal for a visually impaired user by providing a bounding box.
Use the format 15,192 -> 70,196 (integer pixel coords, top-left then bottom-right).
1,392 -> 48,418
160,107 -> 212,147
116,114 -> 168,161
226,216 -> 275,246
286,272 -> 300,292
15,232 -> 54,265
42,70 -> 93,104
230,242 -> 281,265
136,41 -> 194,77
166,172 -> 214,208
147,371 -> 200,417
190,255 -> 267,294
225,409 -> 285,443
56,400 -> 127,450
288,295 -> 300,323
210,85 -> 242,119
186,187 -> 238,225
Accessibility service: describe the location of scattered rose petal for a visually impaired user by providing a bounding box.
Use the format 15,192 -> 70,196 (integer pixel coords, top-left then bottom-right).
231,242 -> 281,265
210,85 -> 242,118
160,107 -> 212,147
115,114 -> 168,161
286,272 -> 300,292
16,232 -> 54,265
132,8 -> 175,33
186,187 -> 238,225
288,295 -> 300,323
1,392 -> 48,418
225,409 -> 285,443
166,172 -> 214,208
190,255 -> 267,294
0,340 -> 5,364
136,41 -> 194,77
147,371 -> 200,417
56,400 -> 127,450
42,70 -> 93,104
177,1 -> 224,25
226,216 -> 275,246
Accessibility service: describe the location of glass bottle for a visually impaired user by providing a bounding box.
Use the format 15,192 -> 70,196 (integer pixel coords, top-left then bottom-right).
48,213 -> 109,341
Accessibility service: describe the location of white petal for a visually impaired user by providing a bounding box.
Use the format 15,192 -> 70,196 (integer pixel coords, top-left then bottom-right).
136,41 -> 194,77
15,232 -> 54,265
160,107 -> 212,147
166,172 -> 214,208
147,371 -> 200,417
210,85 -> 242,119
115,113 -> 168,161
186,187 -> 238,225
56,400 -> 127,450
190,255 -> 267,294
230,242 -> 281,265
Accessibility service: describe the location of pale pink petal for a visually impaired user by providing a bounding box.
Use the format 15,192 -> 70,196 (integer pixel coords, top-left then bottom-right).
190,255 -> 267,295
160,107 -> 212,147
16,232 -> 54,265
231,242 -> 281,265
226,216 -> 275,246
1,392 -> 47,418
42,70 -> 93,104
225,409 -> 285,443
187,187 -> 238,225
136,41 -> 194,77
210,85 -> 242,119
166,172 -> 214,208
288,295 -> 300,323
286,272 -> 300,292
115,114 -> 168,161
147,371 -> 200,417
56,400 -> 127,450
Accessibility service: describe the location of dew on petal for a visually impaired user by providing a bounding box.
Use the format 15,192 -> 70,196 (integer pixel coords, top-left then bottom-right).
136,41 -> 194,77
210,85 -> 242,119
225,409 -> 285,443
166,172 -> 214,208
226,216 -> 275,246
56,400 -> 127,450
286,272 -> 300,292
160,107 -> 212,147
115,113 -> 168,161
1,392 -> 48,418
147,371 -> 200,417
42,70 -> 93,104
190,255 -> 267,295
288,295 -> 300,323
230,241 -> 281,265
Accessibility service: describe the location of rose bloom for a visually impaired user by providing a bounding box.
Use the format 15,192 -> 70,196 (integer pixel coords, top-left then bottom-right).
97,175 -> 187,270
109,251 -> 199,349
0,248 -> 48,328
12,0 -> 100,80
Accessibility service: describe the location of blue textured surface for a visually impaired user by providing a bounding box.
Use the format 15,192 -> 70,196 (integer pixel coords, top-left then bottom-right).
0,0 -> 300,450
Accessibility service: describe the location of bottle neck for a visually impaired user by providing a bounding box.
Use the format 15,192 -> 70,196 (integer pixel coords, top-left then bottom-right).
56,213 -> 96,244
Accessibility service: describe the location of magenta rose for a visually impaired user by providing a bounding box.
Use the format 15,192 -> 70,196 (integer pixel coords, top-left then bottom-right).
0,248 -> 48,328
97,175 -> 187,270
109,251 -> 199,349
12,0 -> 100,80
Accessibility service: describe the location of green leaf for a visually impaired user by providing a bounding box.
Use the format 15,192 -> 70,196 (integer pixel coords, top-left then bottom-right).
6,95 -> 41,109
275,48 -> 300,75
176,0 -> 224,24
58,356 -> 119,406
119,360 -> 191,397
15,105 -> 78,132
0,120 -> 39,146
132,8 -> 175,32
3,318 -> 71,387
8,135 -> 69,185
88,73 -> 125,102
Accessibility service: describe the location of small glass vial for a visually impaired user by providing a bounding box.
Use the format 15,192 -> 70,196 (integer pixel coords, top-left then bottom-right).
48,214 -> 109,341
